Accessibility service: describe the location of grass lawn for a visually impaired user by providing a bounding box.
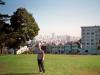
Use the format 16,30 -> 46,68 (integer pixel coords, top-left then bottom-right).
0,54 -> 100,75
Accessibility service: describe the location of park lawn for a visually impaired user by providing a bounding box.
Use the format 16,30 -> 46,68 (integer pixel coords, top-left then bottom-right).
0,54 -> 100,75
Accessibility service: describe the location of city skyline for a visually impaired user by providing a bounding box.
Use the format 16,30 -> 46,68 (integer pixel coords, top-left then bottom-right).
0,0 -> 100,37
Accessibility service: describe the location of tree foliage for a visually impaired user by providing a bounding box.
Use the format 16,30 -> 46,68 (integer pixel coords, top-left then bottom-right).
0,8 -> 40,50
10,8 -> 40,40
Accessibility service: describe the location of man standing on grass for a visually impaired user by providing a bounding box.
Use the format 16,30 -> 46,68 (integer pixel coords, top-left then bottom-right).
36,43 -> 45,73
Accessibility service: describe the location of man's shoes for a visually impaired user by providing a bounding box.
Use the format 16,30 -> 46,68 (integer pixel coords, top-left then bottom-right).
43,71 -> 45,73
39,72 -> 42,73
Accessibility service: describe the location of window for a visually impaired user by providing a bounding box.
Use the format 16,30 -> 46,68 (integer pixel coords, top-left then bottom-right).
91,43 -> 94,45
87,36 -> 89,38
87,29 -> 90,31
98,29 -> 100,32
99,40 -> 100,44
91,32 -> 94,35
87,43 -> 89,45
87,33 -> 89,35
82,36 -> 85,38
87,39 -> 89,41
91,39 -> 93,41
82,43 -> 84,45
82,33 -> 85,35
85,50 -> 88,52
82,29 -> 85,31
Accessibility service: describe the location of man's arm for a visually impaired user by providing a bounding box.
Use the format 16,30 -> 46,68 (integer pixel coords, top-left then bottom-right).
42,51 -> 45,61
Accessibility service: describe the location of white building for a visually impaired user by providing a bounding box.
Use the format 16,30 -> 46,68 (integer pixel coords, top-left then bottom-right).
81,26 -> 100,54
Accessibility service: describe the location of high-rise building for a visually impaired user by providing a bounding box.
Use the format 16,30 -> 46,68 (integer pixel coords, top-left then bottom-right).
81,26 -> 100,54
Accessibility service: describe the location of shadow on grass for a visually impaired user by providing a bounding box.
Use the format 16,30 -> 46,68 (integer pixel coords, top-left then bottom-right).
0,72 -> 41,75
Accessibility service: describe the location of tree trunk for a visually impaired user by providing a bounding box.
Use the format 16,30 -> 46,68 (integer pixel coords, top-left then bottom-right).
0,46 -> 3,54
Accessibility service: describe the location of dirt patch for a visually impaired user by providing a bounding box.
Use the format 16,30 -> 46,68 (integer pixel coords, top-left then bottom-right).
0,62 -> 9,74
0,72 -> 39,75
76,68 -> 100,75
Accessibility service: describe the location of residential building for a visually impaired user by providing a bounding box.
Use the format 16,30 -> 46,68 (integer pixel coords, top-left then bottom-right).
81,26 -> 100,54
46,42 -> 79,54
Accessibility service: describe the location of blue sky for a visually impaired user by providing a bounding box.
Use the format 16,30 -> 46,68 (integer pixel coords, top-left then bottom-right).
0,0 -> 100,37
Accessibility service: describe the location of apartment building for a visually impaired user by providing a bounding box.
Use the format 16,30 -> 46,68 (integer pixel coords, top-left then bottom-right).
46,43 -> 79,54
81,26 -> 100,54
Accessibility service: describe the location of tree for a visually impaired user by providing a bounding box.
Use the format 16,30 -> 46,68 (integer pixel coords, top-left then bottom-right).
0,0 -> 5,5
11,8 -> 39,39
0,1 -> 11,54
10,8 -> 40,48
0,7 -> 40,54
